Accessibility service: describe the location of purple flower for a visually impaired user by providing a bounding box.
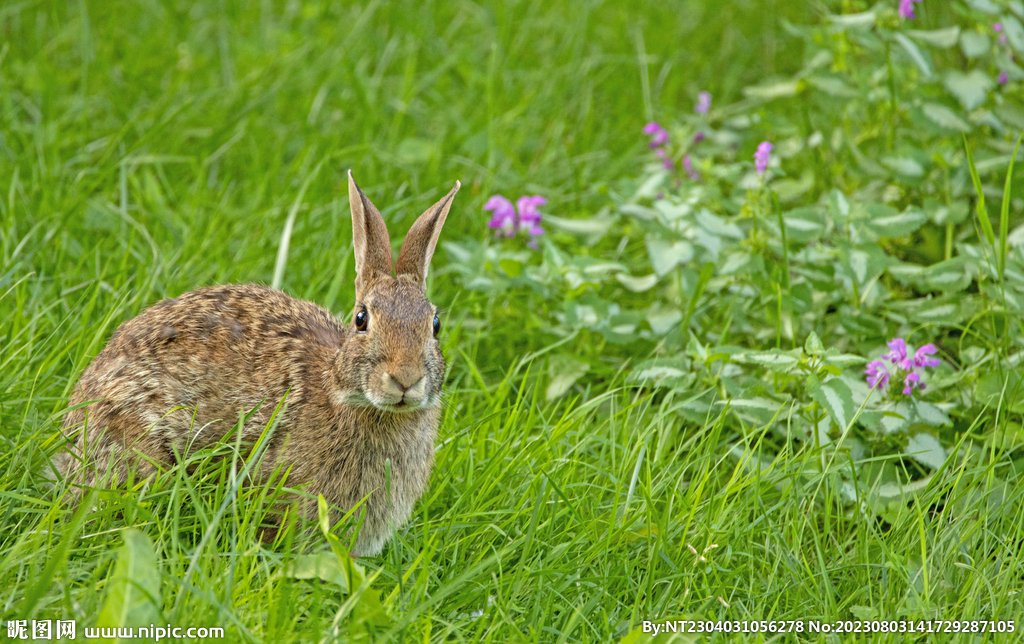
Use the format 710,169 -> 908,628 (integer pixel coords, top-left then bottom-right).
693,131 -> 706,144
866,337 -> 941,397
516,195 -> 546,236
865,360 -> 891,390
913,344 -> 940,368
695,91 -> 712,114
1000,71 -> 1009,84
484,195 -> 517,237
903,372 -> 923,395
485,194 -> 547,242
643,122 -> 668,148
754,141 -> 773,173
899,0 -> 922,19
683,155 -> 701,180
887,338 -> 909,368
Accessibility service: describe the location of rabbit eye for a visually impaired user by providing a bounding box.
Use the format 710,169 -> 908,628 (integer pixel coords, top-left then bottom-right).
355,309 -> 368,331
432,315 -> 440,336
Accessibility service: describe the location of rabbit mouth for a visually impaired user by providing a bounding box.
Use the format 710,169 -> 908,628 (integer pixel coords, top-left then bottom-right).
367,390 -> 427,413
372,400 -> 422,414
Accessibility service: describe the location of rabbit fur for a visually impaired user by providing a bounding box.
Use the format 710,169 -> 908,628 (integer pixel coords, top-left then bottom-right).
53,171 -> 459,556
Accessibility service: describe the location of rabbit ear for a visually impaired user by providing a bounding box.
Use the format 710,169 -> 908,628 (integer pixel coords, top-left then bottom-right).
349,171 -> 393,296
396,181 -> 460,287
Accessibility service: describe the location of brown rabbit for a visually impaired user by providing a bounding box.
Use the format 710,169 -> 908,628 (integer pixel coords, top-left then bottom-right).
53,171 -> 458,556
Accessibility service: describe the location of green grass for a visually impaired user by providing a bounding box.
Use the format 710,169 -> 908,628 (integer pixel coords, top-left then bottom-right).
3,1 -> 1024,642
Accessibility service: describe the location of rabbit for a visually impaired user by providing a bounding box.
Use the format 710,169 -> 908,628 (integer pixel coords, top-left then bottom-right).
52,171 -> 459,556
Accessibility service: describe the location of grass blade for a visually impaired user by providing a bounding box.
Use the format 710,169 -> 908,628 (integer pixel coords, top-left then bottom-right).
999,130 -> 1024,280
964,134 -> 995,247
680,262 -> 715,340
272,157 -> 327,290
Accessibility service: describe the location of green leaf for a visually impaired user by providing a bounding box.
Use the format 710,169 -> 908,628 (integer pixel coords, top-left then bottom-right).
1004,16 -> 1024,53
97,530 -> 162,634
944,70 -> 994,111
869,474 -> 934,505
719,251 -> 754,275
615,273 -> 658,292
821,350 -> 868,368
838,242 -> 894,285
696,210 -> 744,239
629,357 -> 689,386
922,257 -> 973,292
908,27 -> 960,48
807,374 -> 856,431
804,331 -> 824,355
581,260 -> 628,276
913,300 -> 963,323
773,171 -> 815,202
877,403 -> 913,435
888,262 -> 924,286
499,259 -> 523,278
806,75 -> 858,98
646,306 -> 683,336
913,401 -> 953,427
717,397 -> 789,425
894,33 -> 933,78
743,79 -> 801,100
925,198 -> 969,225
960,31 -> 990,58
619,203 -> 659,220
286,550 -> 365,593
964,0 -> 999,13
781,206 -> 825,242
645,238 -> 694,276
547,354 -> 590,400
544,213 -> 616,238
828,11 -> 876,29
921,102 -> 971,132
880,156 -> 925,177
732,349 -> 802,373
976,368 -> 1024,412
866,206 -> 928,237
905,434 -> 947,470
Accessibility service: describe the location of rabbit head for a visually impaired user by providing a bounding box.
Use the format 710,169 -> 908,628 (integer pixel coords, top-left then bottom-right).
335,171 -> 459,414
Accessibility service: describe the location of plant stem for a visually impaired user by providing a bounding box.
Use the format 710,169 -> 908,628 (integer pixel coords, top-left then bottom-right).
885,40 -> 897,150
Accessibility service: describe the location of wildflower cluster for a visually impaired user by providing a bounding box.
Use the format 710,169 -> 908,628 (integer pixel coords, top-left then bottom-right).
484,194 -> 546,248
865,338 -> 941,397
643,122 -> 674,171
643,91 -> 713,179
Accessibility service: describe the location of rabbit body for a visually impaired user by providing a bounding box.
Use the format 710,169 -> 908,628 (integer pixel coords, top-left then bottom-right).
54,173 -> 459,556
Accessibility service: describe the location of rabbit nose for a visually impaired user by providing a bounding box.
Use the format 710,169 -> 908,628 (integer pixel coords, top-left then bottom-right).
387,368 -> 422,392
